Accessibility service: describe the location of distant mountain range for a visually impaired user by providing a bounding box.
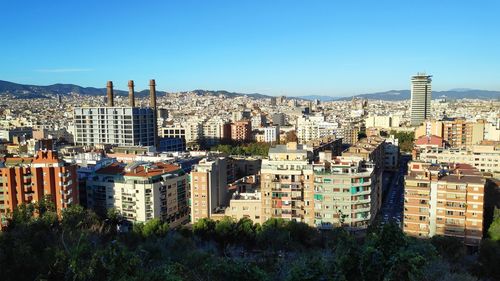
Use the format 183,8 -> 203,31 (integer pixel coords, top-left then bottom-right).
298,89 -> 500,101
0,80 -> 166,99
0,80 -> 498,101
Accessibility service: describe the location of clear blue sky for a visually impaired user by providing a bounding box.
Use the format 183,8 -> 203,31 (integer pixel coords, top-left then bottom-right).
1,0 -> 499,96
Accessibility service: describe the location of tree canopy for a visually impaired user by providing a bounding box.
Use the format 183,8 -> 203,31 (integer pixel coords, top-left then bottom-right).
0,204 -> 496,281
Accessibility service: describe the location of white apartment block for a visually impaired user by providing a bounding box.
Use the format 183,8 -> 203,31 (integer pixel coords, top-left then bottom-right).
384,135 -> 400,171
86,162 -> 189,227
365,115 -> 401,129
74,107 -> 155,147
202,117 -> 229,144
263,125 -> 280,143
296,115 -> 336,143
185,119 -> 203,143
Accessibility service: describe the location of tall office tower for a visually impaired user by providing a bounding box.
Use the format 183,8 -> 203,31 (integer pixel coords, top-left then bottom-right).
190,157 -> 230,223
86,161 -> 189,226
312,154 -> 375,231
404,162 -> 485,246
410,73 -> 432,126
74,80 -> 156,147
270,97 -> 277,106
0,150 -> 78,227
260,142 -> 315,225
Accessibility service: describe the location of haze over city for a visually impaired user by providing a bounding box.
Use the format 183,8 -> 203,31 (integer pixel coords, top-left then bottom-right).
1,0 -> 500,96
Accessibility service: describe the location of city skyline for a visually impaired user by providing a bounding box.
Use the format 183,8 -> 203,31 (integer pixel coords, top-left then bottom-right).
1,0 -> 500,96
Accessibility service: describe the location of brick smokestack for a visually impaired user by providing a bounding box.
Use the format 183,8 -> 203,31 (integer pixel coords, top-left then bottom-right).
149,79 -> 158,148
128,80 -> 135,107
106,81 -> 114,107
149,79 -> 157,110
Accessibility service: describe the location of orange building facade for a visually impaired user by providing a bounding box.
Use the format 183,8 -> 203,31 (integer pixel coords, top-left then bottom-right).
0,150 -> 78,227
230,120 -> 252,142
404,161 -> 485,246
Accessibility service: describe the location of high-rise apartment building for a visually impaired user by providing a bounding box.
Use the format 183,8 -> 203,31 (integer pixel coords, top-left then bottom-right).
231,120 -> 252,142
184,119 -> 203,144
404,162 -> 485,246
341,122 -> 365,145
384,135 -> 400,171
0,150 -> 78,227
410,73 -> 432,126
202,117 -> 231,145
86,161 -> 189,226
74,107 -> 156,147
296,115 -> 337,143
442,119 -> 485,148
272,113 -> 286,126
190,157 -> 231,223
251,113 -> 266,130
312,155 -> 376,231
260,142 -> 315,225
263,125 -> 280,143
343,136 -> 386,212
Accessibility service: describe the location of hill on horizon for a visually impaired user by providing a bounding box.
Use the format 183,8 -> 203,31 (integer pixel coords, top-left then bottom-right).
0,80 -> 498,101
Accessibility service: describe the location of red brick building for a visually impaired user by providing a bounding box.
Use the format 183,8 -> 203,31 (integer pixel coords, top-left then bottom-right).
230,120 -> 251,142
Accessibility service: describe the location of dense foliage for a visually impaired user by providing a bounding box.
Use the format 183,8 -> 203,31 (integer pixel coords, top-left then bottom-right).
211,142 -> 271,156
390,130 -> 415,152
488,208 -> 500,241
1,203 -> 499,281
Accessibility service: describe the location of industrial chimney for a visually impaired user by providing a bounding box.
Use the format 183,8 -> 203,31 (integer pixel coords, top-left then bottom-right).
149,79 -> 158,148
128,80 -> 135,107
149,79 -> 157,110
106,81 -> 114,107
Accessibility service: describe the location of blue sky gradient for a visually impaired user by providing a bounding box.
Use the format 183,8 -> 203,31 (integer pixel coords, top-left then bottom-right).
1,0 -> 499,96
